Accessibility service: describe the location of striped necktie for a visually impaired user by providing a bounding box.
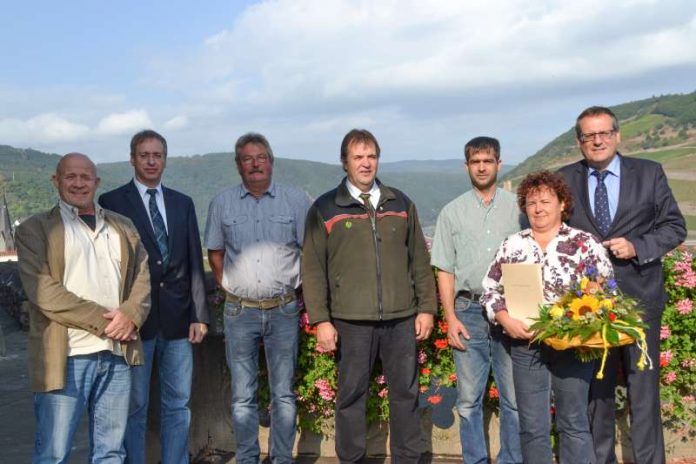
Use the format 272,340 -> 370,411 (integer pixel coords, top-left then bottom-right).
146,189 -> 169,268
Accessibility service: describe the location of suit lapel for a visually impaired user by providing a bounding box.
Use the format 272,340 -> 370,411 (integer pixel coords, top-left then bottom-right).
46,206 -> 66,282
162,186 -> 177,252
609,155 -> 631,235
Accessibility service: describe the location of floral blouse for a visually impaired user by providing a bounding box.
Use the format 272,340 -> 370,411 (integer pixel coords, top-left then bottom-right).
481,223 -> 613,323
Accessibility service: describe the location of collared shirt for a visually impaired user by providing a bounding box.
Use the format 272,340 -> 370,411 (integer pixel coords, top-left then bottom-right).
345,179 -> 381,208
480,223 -> 613,323
204,181 -> 311,300
133,178 -> 169,233
59,200 -> 123,356
431,188 -> 522,294
587,154 -> 621,220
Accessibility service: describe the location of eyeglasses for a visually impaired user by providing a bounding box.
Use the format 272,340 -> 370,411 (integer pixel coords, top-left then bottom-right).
239,154 -> 270,165
579,130 -> 616,143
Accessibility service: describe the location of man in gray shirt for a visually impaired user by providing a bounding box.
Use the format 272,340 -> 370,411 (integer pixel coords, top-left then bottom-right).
430,137 -> 524,464
204,133 -> 311,464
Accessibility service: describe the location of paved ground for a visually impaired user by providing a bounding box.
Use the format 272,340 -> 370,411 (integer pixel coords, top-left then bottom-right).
0,308 -> 90,463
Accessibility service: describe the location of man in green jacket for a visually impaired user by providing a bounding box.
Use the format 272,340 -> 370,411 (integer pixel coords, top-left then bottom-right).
302,129 -> 437,463
16,153 -> 150,463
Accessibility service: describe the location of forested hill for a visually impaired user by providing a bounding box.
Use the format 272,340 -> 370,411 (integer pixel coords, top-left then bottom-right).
0,147 -> 499,232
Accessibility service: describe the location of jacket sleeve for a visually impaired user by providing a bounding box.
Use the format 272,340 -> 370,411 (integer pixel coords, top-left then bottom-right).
15,218 -> 110,335
406,201 -> 437,314
116,221 -> 151,329
301,204 -> 331,324
631,164 -> 686,266
187,199 -> 210,325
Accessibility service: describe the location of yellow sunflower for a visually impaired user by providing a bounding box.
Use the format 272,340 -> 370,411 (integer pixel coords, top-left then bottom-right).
569,294 -> 600,320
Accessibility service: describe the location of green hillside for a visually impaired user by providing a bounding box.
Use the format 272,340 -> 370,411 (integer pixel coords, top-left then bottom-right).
0,148 -> 473,230
500,91 -> 696,238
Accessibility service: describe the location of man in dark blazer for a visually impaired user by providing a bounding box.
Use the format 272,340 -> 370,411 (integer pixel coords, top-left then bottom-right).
99,129 -> 209,464
558,106 -> 686,464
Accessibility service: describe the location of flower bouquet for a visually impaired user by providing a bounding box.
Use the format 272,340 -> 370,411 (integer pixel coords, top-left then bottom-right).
529,266 -> 653,379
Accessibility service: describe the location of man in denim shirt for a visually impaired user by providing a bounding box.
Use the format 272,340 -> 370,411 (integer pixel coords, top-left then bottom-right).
430,137 -> 524,464
204,133 -> 311,464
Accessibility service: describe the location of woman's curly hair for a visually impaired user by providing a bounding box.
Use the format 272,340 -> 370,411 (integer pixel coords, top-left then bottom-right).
517,170 -> 574,222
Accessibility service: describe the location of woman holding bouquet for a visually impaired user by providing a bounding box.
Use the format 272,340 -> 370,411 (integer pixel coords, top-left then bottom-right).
481,170 -> 613,463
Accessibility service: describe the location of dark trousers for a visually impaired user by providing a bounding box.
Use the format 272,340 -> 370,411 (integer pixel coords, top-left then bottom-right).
333,316 -> 421,464
589,317 -> 665,464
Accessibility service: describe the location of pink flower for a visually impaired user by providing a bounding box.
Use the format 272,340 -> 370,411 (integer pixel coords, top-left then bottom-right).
375,374 -> 386,385
660,325 -> 671,340
681,358 -> 695,369
314,379 -> 335,401
418,350 -> 427,364
378,388 -> 389,398
683,395 -> 695,402
676,298 -> 693,315
660,350 -> 673,368
299,311 -> 310,328
664,371 -> 677,384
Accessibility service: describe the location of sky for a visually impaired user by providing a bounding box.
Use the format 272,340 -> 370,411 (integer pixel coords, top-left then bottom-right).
1,0 -> 695,165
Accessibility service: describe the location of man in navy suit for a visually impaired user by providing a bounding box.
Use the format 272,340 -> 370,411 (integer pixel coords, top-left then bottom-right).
100,129 -> 209,464
558,106 -> 686,464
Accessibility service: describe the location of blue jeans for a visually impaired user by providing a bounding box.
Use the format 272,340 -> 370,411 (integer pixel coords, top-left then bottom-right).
224,300 -> 300,464
125,335 -> 193,464
511,340 -> 594,464
453,298 -> 522,464
33,351 -> 131,463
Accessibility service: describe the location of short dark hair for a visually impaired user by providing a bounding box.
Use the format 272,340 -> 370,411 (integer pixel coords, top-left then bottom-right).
340,129 -> 381,163
235,132 -> 274,164
517,170 -> 574,222
130,129 -> 167,158
464,136 -> 500,161
575,106 -> 620,139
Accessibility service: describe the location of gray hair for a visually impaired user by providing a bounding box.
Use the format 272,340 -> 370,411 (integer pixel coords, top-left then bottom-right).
234,132 -> 274,164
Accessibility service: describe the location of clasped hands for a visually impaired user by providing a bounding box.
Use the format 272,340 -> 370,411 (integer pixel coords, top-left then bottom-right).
103,309 -> 137,341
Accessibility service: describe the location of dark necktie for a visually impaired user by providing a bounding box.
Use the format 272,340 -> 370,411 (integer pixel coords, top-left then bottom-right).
146,189 -> 169,267
592,170 -> 611,236
359,192 -> 376,226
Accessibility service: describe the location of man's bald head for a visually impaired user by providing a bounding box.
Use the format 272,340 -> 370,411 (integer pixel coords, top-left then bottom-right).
52,152 -> 100,215
56,152 -> 97,177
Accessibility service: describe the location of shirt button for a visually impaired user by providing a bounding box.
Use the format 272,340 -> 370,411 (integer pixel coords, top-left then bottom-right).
160,282 -> 164,288
157,260 -> 162,265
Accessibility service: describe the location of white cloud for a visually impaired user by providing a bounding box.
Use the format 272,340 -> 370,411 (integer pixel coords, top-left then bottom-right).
0,113 -> 89,144
163,114 -> 189,130
187,0 -> 696,110
95,109 -> 152,135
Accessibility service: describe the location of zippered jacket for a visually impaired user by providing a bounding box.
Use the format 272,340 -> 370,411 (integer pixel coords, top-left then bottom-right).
302,178 -> 437,324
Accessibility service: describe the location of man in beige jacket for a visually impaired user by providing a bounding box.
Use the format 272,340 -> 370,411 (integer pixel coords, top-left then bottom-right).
16,152 -> 150,463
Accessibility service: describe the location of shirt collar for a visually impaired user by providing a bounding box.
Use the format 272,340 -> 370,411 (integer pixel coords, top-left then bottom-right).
240,181 -> 276,198
58,199 -> 105,220
344,178 -> 379,202
133,178 -> 163,198
470,187 -> 499,208
587,153 -> 621,179
520,222 -> 572,238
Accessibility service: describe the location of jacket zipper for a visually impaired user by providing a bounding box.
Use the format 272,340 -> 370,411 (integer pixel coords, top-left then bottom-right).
366,203 -> 383,320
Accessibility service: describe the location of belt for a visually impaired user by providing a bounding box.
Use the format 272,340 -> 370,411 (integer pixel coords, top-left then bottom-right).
225,291 -> 296,310
457,290 -> 482,301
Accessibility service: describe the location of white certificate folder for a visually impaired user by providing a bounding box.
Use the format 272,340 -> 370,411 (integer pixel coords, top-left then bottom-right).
501,263 -> 544,326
